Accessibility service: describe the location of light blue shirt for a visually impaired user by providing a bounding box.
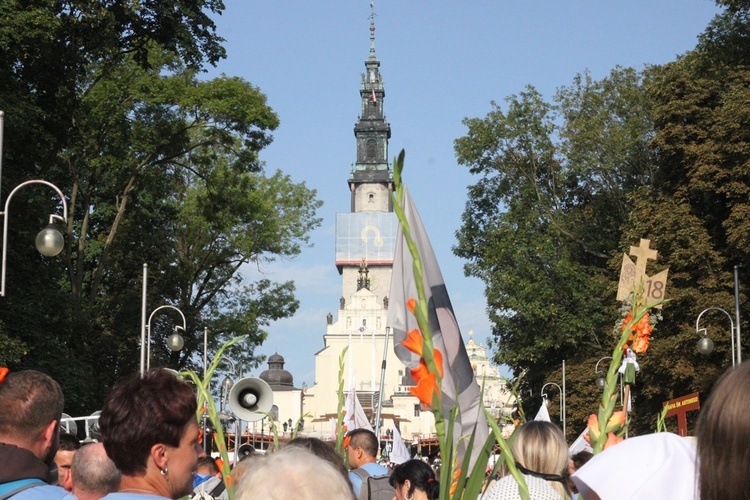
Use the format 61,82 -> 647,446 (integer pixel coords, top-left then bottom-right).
100,494 -> 169,500
11,484 -> 69,499
348,462 -> 389,497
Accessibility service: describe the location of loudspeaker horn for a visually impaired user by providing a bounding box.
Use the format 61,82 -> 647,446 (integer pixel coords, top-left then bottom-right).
237,443 -> 255,458
228,377 -> 273,422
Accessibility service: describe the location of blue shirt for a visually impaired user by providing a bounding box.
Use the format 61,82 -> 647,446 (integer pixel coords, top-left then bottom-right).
348,462 -> 389,497
11,484 -> 69,499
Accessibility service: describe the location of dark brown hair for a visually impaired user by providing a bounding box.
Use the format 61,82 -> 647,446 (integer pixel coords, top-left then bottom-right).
696,361 -> 750,500
346,428 -> 378,457
0,370 -> 64,438
99,369 -> 197,475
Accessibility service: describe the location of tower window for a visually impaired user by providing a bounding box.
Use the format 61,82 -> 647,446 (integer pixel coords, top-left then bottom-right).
368,193 -> 375,203
366,139 -> 376,159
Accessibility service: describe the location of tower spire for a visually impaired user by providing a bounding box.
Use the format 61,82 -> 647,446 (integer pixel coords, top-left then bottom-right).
369,1 -> 377,60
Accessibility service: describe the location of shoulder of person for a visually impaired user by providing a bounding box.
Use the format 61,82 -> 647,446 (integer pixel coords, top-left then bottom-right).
8,484 -> 69,500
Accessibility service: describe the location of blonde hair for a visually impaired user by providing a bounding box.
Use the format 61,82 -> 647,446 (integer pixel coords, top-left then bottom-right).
511,421 -> 571,499
234,446 -> 354,500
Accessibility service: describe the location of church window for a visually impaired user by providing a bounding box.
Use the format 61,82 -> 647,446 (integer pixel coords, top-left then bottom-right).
368,193 -> 375,204
367,139 -> 376,159
414,404 -> 420,417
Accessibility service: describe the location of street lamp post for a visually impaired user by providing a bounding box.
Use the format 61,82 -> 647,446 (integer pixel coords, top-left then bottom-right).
144,305 -> 186,373
595,356 -> 623,405
0,112 -> 68,297
219,355 -> 242,460
541,382 -> 565,437
696,307 -> 737,367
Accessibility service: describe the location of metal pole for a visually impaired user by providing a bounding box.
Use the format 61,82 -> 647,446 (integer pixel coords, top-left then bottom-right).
203,327 -> 208,379
0,111 -> 4,200
734,265 -> 742,365
374,327 -> 390,440
140,264 -> 147,376
562,360 -> 566,439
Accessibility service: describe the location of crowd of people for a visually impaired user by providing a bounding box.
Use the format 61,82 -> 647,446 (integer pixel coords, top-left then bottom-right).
0,361 -> 748,499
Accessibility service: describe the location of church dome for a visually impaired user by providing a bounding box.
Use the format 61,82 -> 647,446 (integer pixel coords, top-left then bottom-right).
259,352 -> 295,390
268,353 -> 284,363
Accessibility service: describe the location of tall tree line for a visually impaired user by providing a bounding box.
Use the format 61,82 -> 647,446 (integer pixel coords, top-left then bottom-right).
454,2 -> 748,437
0,1 -> 322,415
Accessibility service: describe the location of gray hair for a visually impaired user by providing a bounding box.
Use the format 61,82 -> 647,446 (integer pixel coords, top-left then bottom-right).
71,443 -> 121,496
235,446 -> 354,500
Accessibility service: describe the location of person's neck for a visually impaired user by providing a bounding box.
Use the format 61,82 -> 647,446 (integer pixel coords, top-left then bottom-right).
358,456 -> 377,467
119,475 -> 170,498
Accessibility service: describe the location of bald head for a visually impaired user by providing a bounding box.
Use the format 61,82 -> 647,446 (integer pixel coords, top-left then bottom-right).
71,443 -> 121,500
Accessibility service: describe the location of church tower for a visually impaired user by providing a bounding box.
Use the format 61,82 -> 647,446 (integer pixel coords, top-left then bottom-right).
304,7 -> 405,437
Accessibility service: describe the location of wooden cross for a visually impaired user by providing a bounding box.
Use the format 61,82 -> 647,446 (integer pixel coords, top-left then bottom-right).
629,239 -> 658,276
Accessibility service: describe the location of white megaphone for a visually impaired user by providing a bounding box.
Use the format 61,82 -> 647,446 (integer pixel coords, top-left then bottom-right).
228,377 -> 273,422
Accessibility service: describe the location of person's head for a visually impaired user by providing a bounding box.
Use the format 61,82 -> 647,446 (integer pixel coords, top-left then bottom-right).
235,445 -> 354,500
196,456 -> 220,477
696,361 -> 750,500
287,437 -> 351,485
55,432 -> 82,491
346,428 -> 379,469
511,421 -> 571,499
70,443 -> 121,500
389,459 -> 439,500
0,370 -> 64,465
567,450 -> 593,494
99,369 -> 202,498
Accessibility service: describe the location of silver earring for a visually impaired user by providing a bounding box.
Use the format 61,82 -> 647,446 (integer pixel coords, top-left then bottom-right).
160,467 -> 168,476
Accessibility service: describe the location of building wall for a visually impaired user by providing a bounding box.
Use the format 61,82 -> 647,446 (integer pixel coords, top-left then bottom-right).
353,182 -> 390,213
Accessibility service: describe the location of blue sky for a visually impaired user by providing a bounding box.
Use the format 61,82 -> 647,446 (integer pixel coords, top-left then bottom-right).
203,1 -> 721,386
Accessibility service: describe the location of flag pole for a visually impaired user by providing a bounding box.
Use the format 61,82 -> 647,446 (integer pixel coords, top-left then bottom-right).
374,327 -> 390,440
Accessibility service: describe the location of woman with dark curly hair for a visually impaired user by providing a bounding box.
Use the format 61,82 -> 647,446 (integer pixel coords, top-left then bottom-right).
389,459 -> 440,500
98,369 -> 204,499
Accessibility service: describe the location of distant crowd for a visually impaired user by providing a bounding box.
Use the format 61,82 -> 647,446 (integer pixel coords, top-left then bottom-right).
0,361 -> 748,499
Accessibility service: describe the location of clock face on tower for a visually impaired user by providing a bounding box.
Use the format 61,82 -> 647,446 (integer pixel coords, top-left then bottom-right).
369,275 -> 379,291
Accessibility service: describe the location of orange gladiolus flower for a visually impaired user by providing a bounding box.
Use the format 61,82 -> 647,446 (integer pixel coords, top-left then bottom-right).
450,481 -> 458,495
410,372 -> 438,407
588,411 -> 626,440
410,359 -> 429,382
407,298 -> 417,313
604,432 -> 624,450
402,329 -> 423,356
0,367 -> 8,384
343,436 -> 351,449
410,349 -> 444,382
632,313 -> 652,353
432,349 -> 444,378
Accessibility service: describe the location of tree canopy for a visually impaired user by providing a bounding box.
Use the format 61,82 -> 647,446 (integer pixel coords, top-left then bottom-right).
455,3 -> 748,437
0,1 -> 322,415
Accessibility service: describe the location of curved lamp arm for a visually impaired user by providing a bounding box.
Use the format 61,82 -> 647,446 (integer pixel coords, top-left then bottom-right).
696,307 -> 735,367
146,305 -> 187,370
541,382 -> 562,401
1,180 -> 68,297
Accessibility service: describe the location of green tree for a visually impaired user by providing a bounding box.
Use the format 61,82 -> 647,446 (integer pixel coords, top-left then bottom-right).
456,3 -> 750,437
0,4 -> 323,415
454,68 -> 660,438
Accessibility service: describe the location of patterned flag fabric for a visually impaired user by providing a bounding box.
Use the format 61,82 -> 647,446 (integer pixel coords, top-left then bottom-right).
387,185 -> 489,467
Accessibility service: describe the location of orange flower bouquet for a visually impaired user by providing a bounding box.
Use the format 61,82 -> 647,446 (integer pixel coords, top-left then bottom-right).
586,286 -> 665,454
392,150 -> 528,500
